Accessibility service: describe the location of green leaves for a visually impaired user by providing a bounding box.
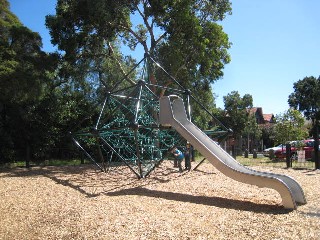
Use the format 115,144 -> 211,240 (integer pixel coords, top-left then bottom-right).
274,109 -> 308,144
288,76 -> 320,120
222,91 -> 253,137
46,0 -> 232,89
0,1 -> 61,162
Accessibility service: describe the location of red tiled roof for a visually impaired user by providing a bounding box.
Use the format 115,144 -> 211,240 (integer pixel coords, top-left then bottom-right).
263,114 -> 273,122
248,107 -> 259,114
248,107 -> 274,123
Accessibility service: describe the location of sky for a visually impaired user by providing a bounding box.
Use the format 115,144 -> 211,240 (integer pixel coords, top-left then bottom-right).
8,0 -> 320,115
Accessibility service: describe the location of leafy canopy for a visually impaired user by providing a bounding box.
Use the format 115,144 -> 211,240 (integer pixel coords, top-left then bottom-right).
288,76 -> 320,120
45,0 -> 232,131
0,0 -> 61,161
222,91 -> 253,137
46,0 -> 232,90
288,76 -> 320,169
273,109 -> 307,145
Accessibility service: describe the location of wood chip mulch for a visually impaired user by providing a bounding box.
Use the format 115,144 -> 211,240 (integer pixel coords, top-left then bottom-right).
0,160 -> 319,240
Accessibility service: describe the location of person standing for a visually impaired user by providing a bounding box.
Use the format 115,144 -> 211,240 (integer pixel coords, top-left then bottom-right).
184,142 -> 191,171
170,146 -> 184,172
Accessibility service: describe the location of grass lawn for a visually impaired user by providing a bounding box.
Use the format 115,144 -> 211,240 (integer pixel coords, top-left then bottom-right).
192,153 -> 316,170
1,152 -> 316,171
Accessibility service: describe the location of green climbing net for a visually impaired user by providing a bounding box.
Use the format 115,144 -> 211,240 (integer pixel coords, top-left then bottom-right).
71,55 -> 229,178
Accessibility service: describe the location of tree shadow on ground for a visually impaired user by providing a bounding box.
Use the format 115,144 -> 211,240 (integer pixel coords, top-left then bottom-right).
0,164 -> 189,197
0,164 -> 292,214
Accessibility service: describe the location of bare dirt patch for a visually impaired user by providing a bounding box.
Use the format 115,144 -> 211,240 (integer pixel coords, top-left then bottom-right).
0,161 -> 319,239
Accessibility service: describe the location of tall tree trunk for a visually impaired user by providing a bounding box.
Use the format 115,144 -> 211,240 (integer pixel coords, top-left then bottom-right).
26,142 -> 30,168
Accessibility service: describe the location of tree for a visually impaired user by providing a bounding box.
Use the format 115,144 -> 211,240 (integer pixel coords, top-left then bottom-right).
223,91 -> 253,135
273,109 -> 308,145
221,91 -> 253,154
288,76 -> 320,169
45,0 -> 232,103
260,123 -> 276,149
243,114 -> 262,152
44,0 -> 233,137
0,0 -> 60,163
190,85 -> 217,129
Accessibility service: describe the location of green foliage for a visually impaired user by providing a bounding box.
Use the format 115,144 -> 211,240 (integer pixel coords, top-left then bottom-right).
222,91 -> 253,138
46,0 -> 138,91
273,109 -> 308,145
243,114 -> 262,140
1,0 -> 233,164
288,76 -> 320,168
190,85 -> 216,129
288,76 -> 320,121
45,0 -> 232,93
44,0 -> 233,153
261,123 -> 276,148
0,0 -> 21,30
0,1 -> 63,162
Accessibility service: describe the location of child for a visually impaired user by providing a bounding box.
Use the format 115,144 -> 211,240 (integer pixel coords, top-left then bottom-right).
169,146 -> 184,172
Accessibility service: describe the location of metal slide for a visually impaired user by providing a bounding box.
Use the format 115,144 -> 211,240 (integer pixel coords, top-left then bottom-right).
159,95 -> 306,209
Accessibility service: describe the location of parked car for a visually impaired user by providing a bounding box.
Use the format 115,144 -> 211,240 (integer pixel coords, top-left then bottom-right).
273,141 -> 298,160
263,144 -> 284,157
301,139 -> 320,159
274,139 -> 319,160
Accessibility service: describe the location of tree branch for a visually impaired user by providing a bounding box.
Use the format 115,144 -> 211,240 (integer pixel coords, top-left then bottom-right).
118,23 -> 149,53
107,42 -> 135,85
137,3 -> 155,45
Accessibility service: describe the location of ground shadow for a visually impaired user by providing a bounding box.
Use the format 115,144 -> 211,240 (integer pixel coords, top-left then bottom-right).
0,164 -> 180,198
0,164 -> 294,214
302,169 -> 320,176
106,186 -> 290,214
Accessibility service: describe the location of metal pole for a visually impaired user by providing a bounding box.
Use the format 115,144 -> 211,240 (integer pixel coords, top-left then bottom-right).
193,158 -> 206,171
134,81 -> 143,124
134,128 -> 143,178
185,90 -> 191,121
100,137 -> 141,179
95,95 -> 109,130
71,135 -> 104,172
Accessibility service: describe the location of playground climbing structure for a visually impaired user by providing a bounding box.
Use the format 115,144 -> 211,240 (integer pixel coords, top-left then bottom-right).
71,55 -> 306,209
71,55 -> 229,178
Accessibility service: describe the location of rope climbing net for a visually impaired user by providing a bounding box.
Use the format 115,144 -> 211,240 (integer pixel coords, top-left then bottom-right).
71,54 -> 229,178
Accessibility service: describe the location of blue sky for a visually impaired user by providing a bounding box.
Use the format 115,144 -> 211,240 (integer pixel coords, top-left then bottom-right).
8,0 -> 320,115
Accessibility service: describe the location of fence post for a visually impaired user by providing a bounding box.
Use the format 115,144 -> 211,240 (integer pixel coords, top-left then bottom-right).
286,143 -> 292,168
269,149 -> 275,160
253,149 -> 257,158
244,149 -> 249,158
232,145 -> 236,159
